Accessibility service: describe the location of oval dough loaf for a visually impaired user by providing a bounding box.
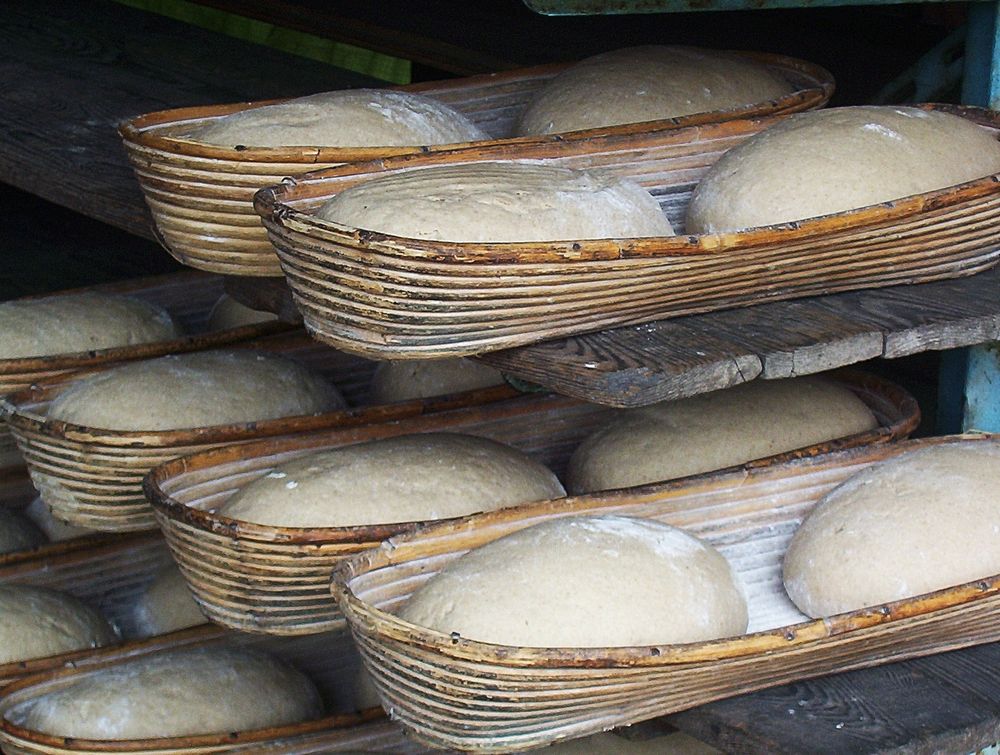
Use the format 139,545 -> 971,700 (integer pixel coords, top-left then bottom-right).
687,106 -> 1000,232
186,89 -> 487,148
8,645 -> 323,739
0,584 -> 117,664
0,293 -> 179,359
315,162 -> 674,242
207,293 -> 277,330
400,515 -> 748,647
218,432 -> 565,527
783,441 -> 1000,618
0,507 -> 47,554
24,497 -> 95,542
46,350 -> 345,431
370,358 -> 505,403
566,376 -> 877,494
131,565 -> 207,638
516,46 -> 793,136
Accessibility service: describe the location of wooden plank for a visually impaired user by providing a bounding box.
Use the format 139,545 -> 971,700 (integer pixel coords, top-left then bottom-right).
668,643 -> 1000,754
0,0 -> 377,238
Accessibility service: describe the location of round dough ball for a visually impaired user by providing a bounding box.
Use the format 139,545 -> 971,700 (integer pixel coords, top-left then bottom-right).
46,350 -> 345,431
207,293 -> 277,331
783,441 -> 1000,618
8,645 -> 323,739
131,565 -> 207,638
567,376 -> 877,494
185,89 -> 487,148
516,46 -> 794,136
400,515 -> 748,647
370,358 -> 505,403
0,293 -> 179,360
315,162 -> 674,243
24,497 -> 95,542
686,106 -> 1000,233
218,432 -> 566,528
0,507 -> 47,554
0,584 -> 117,664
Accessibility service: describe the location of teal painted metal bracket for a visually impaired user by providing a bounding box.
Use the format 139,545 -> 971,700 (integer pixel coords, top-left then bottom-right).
964,344 -> 1000,432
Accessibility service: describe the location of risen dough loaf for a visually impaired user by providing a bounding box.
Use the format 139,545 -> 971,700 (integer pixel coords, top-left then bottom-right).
8,646 -> 323,739
370,358 -> 505,403
783,441 -> 1000,618
0,507 -> 47,554
315,162 -> 674,242
687,106 -> 1000,232
131,565 -> 207,638
218,432 -> 565,527
567,376 -> 877,494
207,293 -> 277,331
0,293 -> 179,359
0,584 -> 117,664
516,46 -> 794,136
46,350 -> 344,431
185,89 -> 487,148
400,515 -> 748,647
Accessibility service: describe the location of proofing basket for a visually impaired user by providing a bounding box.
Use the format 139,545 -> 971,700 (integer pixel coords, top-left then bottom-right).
145,370 -> 917,636
255,104 -> 1000,359
120,53 -> 833,276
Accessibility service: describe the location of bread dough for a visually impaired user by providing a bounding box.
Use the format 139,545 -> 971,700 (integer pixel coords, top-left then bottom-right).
686,106 -> 1000,232
185,89 -> 487,148
783,441 -> 1000,618
566,376 -> 877,494
131,565 -> 207,638
207,293 -> 277,331
400,515 -> 748,647
0,507 -> 47,554
46,350 -> 345,431
370,358 -> 505,403
7,645 -> 323,739
315,162 -> 674,242
218,432 -> 566,527
24,496 -> 94,542
516,46 -> 793,136
0,293 -> 179,359
0,584 -> 117,664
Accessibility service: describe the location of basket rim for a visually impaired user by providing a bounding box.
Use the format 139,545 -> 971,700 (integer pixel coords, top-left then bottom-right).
142,369 -> 917,545
255,103 -> 1000,264
330,433 -> 999,669
117,51 -> 833,163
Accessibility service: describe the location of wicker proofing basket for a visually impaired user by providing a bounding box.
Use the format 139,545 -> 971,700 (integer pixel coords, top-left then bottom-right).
331,433 -> 1000,752
119,53 -> 833,277
0,331 -> 520,533
144,370 -> 917,637
255,103 -> 1000,359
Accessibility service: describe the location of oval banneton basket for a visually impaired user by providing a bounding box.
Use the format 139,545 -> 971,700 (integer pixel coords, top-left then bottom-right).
0,271 -> 291,470
144,370 -> 917,637
119,53 -> 833,277
330,433 -> 1000,752
0,331 -> 520,532
255,103 -> 1000,360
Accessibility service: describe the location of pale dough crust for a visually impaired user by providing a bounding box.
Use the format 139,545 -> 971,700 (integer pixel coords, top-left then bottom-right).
0,507 -> 47,554
369,358 -> 505,403
783,441 -> 1000,618
516,46 -> 793,136
687,106 -> 1000,232
207,293 -> 277,331
315,162 -> 674,242
130,565 -> 207,638
400,515 -> 748,647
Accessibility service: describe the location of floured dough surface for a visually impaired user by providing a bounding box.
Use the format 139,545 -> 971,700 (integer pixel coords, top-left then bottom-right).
0,584 -> 117,664
218,432 -> 565,527
370,358 -> 505,403
0,507 -> 47,554
567,377 -> 878,494
131,565 -> 207,638
687,106 -> 1000,232
186,89 -> 487,148
0,293 -> 179,360
46,350 -> 345,431
315,162 -> 674,242
207,293 -> 277,331
400,515 -> 748,647
516,46 -> 793,136
783,441 -> 1000,617
8,645 -> 323,739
